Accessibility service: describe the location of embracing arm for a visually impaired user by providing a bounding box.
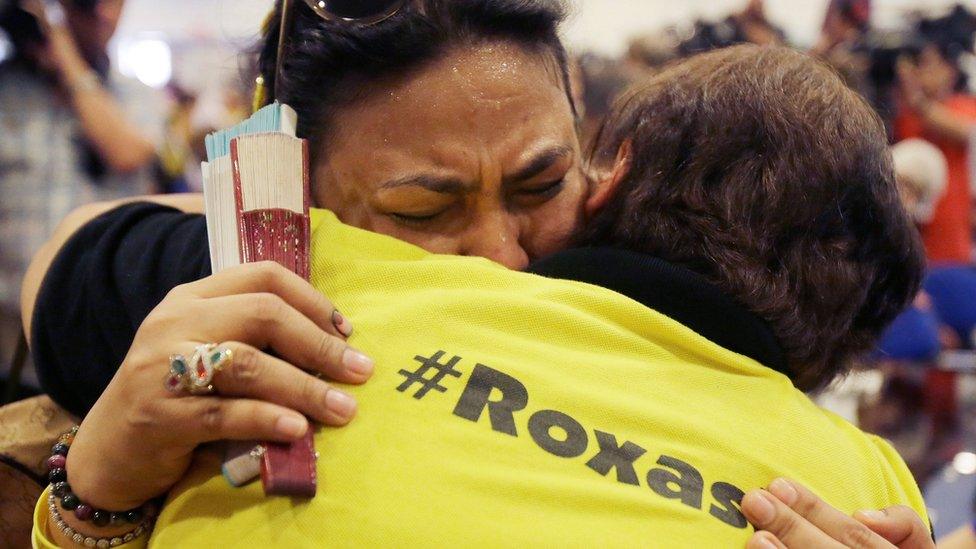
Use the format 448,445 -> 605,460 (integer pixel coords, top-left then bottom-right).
21,195 -> 209,416
21,194 -> 204,336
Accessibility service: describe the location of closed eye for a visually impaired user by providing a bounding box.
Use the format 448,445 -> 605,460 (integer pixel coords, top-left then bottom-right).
389,211 -> 444,226
518,179 -> 565,198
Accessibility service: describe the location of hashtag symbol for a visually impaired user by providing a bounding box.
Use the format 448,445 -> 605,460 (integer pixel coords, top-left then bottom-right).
397,351 -> 463,399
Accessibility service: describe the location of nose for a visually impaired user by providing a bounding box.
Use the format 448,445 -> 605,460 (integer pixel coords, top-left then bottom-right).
461,214 -> 530,270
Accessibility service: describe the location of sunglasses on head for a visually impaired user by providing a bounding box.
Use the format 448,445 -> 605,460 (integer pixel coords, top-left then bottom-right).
302,0 -> 408,24
262,0 -> 409,105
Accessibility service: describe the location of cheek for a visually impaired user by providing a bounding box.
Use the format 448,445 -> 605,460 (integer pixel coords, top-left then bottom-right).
523,182 -> 587,257
365,215 -> 464,256
315,168 -> 376,229
318,190 -> 366,228
317,178 -> 464,256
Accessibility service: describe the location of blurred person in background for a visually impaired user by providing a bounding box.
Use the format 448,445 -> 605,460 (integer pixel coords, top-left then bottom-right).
811,0 -> 875,108
574,53 -> 641,148
181,84 -> 251,191
937,491 -> 976,549
626,29 -> 680,71
865,137 -> 976,495
887,140 -> 949,361
676,0 -> 785,56
787,106 -> 953,498
727,0 -> 785,46
894,36 -> 976,463
894,138 -> 948,229
876,140 -> 948,367
0,0 -> 164,376
896,38 -> 976,265
575,31 -> 680,145
154,83 -> 197,194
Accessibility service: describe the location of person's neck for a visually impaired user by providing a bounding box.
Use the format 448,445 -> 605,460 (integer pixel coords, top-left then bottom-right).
527,247 -> 789,378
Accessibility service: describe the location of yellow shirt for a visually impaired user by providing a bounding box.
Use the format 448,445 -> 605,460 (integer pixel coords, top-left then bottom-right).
36,209 -> 927,548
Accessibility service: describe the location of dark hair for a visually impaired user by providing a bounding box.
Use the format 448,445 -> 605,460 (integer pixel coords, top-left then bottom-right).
0,1 -> 102,61
0,5 -> 45,61
580,45 -> 925,391
832,0 -> 871,31
917,40 -> 969,92
255,0 -> 574,155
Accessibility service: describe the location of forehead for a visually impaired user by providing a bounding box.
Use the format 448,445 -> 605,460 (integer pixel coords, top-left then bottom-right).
324,41 -> 576,175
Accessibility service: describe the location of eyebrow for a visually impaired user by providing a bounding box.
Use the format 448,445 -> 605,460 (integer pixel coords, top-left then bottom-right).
378,174 -> 471,194
504,145 -> 575,185
376,145 -> 575,194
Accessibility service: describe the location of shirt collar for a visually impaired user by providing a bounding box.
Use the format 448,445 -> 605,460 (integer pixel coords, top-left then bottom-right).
527,247 -> 790,378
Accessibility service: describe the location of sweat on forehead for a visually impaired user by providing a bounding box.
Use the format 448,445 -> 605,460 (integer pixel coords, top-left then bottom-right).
318,40 -> 572,158
262,2 -> 575,151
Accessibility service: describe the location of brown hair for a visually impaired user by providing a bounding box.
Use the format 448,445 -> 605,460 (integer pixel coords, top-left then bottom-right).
579,45 -> 925,391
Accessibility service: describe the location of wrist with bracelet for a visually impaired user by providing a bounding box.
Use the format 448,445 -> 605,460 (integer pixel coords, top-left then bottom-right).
46,427 -> 159,547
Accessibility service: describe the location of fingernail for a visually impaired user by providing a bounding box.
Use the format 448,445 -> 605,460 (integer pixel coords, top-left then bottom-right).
343,347 -> 374,377
769,478 -> 798,506
332,309 -> 353,338
325,389 -> 357,421
856,509 -> 886,521
275,415 -> 308,439
743,490 -> 776,525
752,533 -> 778,549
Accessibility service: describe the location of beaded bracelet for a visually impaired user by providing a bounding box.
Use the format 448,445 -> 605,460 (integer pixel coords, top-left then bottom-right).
48,492 -> 154,548
46,427 -> 157,547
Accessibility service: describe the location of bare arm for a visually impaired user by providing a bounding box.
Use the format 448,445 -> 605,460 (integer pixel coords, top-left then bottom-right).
898,57 -> 976,145
20,194 -> 205,337
48,24 -> 157,174
913,100 -> 975,144
22,0 -> 158,174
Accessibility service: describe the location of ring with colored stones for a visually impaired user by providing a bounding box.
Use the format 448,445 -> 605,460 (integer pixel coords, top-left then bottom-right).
164,344 -> 233,395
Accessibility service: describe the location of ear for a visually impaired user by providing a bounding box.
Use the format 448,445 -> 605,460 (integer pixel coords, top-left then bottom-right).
585,139 -> 633,217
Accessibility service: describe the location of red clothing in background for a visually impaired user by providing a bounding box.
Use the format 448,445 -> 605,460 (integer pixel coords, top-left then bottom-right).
896,95 -> 976,264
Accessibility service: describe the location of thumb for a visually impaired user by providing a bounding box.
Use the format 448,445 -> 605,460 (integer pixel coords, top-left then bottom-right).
853,506 -> 934,549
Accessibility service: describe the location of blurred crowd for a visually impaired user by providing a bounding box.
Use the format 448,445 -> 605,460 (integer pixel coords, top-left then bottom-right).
0,0 -> 250,395
2,0 -> 976,538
